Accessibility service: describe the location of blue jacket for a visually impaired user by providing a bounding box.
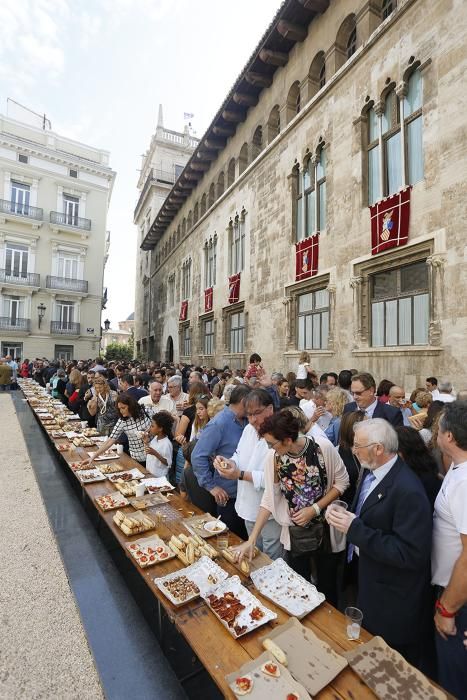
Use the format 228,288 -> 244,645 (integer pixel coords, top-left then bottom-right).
192,406 -> 247,497
347,457 -> 432,646
343,400 -> 403,426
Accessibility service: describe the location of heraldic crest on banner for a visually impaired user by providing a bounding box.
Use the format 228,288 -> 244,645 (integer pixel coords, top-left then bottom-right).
370,186 -> 412,255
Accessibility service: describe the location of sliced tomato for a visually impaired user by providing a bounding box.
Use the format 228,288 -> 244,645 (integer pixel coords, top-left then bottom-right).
140,556 -> 148,563
159,552 -> 169,559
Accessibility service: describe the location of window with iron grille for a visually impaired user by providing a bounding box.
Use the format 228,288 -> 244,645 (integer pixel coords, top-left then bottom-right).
297,289 -> 329,350
371,260 -> 429,346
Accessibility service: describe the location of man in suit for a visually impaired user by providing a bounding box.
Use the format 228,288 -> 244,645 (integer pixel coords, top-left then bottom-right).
343,372 -> 403,426
326,418 -> 432,665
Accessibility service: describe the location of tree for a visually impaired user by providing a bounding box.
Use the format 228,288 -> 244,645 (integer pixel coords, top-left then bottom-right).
105,342 -> 133,362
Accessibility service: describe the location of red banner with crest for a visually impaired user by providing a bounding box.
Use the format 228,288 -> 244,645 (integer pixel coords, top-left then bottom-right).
228,274 -> 241,304
370,186 -> 412,255
295,234 -> 319,282
204,287 -> 213,312
179,300 -> 188,321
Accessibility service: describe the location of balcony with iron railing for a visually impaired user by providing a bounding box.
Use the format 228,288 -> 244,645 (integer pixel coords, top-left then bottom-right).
0,270 -> 40,287
46,276 -> 88,293
50,211 -> 91,231
0,199 -> 43,221
50,321 -> 81,335
134,168 -> 176,219
0,317 -> 31,332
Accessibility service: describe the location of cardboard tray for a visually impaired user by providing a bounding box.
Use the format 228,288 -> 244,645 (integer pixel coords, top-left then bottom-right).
129,492 -> 169,509
155,556 -> 228,605
225,651 -> 311,700
95,492 -> 130,511
343,636 -> 448,700
259,617 -> 348,697
126,535 -> 176,568
183,514 -> 227,539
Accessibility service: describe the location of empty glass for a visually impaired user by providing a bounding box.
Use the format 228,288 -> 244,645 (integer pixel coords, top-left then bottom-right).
345,606 -> 363,640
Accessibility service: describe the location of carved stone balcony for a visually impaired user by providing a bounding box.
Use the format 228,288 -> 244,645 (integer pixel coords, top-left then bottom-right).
0,270 -> 40,289
46,276 -> 88,294
50,321 -> 81,336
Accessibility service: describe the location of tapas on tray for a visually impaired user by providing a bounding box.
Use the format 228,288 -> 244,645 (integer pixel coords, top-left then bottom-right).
154,556 -> 228,605
168,533 -> 218,565
112,509 -> 156,536
140,476 -> 174,492
113,480 -> 140,497
77,469 -> 106,483
127,535 -> 175,568
250,558 -> 325,618
95,492 -> 129,511
129,492 -> 168,509
108,468 -> 145,483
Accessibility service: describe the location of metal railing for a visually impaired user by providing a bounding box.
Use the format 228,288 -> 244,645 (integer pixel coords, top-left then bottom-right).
50,321 -> 80,335
0,317 -> 30,331
50,211 -> 91,231
0,270 -> 40,286
0,199 -> 43,220
134,168 -> 176,218
46,275 -> 88,293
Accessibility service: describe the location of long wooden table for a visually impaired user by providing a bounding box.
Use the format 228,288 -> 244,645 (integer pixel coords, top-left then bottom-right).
24,392 -> 379,699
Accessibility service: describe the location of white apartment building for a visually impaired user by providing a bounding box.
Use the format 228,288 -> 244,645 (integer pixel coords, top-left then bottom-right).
0,114 -> 115,361
134,105 -> 198,359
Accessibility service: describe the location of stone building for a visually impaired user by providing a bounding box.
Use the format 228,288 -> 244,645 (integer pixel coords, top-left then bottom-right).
134,106 -> 198,358
101,312 -> 134,353
140,0 -> 467,388
0,113 -> 115,361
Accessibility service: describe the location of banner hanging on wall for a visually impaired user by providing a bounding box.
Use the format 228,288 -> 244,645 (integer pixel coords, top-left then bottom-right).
295,234 -> 319,282
204,287 -> 213,313
370,186 -> 412,255
179,300 -> 188,321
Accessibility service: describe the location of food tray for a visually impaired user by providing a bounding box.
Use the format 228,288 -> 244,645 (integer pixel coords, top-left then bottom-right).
226,651 -> 311,700
140,476 -> 175,492
155,556 -> 228,605
77,468 -> 106,483
250,558 -> 325,618
65,431 -> 80,439
56,443 -> 71,452
98,463 -> 126,475
112,509 -> 156,536
129,492 -> 168,509
72,437 -> 95,447
259,617 -> 348,697
95,492 -> 130,511
108,468 -> 145,482
65,414 -> 80,420
202,575 -> 277,638
70,462 -> 95,472
127,535 -> 176,568
82,427 -> 100,436
89,451 -> 120,461
343,636 -> 447,700
183,514 -> 227,539
114,481 -> 140,497
51,431 -> 66,438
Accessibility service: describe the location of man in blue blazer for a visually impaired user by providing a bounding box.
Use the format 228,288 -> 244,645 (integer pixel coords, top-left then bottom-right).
343,372 -> 403,426
327,418 -> 432,665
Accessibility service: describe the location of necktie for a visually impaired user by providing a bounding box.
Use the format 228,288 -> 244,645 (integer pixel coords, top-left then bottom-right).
347,471 -> 376,562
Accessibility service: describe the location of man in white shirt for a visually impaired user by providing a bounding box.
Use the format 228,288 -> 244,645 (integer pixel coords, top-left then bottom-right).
139,381 -> 177,419
213,389 -> 283,559
295,378 -> 317,419
167,375 -> 189,416
431,401 -> 467,700
426,376 -> 441,401
437,380 -> 456,403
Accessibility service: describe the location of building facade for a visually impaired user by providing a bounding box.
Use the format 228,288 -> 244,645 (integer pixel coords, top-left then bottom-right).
101,312 -> 134,353
134,106 -> 198,359
141,0 -> 467,388
0,114 -> 115,361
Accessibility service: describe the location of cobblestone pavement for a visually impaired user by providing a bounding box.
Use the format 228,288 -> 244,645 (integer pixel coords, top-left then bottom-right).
0,394 -> 104,700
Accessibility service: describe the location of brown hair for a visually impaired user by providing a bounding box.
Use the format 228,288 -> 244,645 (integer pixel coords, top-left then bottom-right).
339,410 -> 365,450
188,381 -> 207,406
351,372 -> 376,390
259,411 -> 300,442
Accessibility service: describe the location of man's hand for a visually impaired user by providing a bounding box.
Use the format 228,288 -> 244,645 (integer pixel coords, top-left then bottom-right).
434,611 -> 457,641
290,506 -> 316,527
214,456 -> 239,480
311,407 -> 326,422
325,508 -> 356,534
232,539 -> 256,563
210,486 -> 229,506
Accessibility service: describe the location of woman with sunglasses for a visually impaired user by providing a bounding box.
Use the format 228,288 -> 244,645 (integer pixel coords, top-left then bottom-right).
233,410 -> 349,605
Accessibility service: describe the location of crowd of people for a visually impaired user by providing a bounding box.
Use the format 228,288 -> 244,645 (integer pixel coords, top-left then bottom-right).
6,351 -> 467,699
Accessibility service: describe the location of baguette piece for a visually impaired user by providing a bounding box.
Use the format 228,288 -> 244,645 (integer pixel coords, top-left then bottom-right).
262,639 -> 288,667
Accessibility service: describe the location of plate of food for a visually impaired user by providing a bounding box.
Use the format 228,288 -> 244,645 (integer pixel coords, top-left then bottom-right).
108,468 -> 145,483
140,476 -> 175,493
95,492 -> 130,511
202,575 -> 277,638
226,651 -> 311,700
127,535 -> 176,568
250,558 -> 325,618
167,533 -> 218,565
113,480 -> 140,497
183,514 -> 227,539
129,492 -> 168,509
112,509 -> 156,536
77,469 -> 106,483
204,519 -> 227,534
72,437 -> 95,448
98,463 -> 125,475
56,443 -> 71,452
155,556 -> 228,605
89,450 -> 120,461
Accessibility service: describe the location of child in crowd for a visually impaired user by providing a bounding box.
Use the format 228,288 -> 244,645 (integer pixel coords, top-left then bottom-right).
296,351 -> 313,379
144,411 -> 174,477
245,353 -> 264,381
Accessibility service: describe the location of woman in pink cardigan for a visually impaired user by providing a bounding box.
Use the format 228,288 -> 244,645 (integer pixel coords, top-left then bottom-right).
234,411 -> 349,605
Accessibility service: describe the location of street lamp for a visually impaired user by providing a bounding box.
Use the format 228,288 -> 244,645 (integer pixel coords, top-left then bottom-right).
37,303 -> 46,329
104,319 -> 110,331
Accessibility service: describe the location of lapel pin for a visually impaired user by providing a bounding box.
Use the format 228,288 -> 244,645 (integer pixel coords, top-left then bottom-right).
378,493 -> 382,499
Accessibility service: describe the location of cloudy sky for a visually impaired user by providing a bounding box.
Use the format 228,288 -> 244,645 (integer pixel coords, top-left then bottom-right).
0,0 -> 281,326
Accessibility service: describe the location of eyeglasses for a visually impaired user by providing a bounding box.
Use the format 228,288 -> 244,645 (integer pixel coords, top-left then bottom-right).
246,406 -> 268,418
265,439 -> 281,450
352,442 -> 377,452
351,388 -> 372,396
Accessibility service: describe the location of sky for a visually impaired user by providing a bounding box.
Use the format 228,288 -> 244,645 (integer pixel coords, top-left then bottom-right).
0,0 -> 282,327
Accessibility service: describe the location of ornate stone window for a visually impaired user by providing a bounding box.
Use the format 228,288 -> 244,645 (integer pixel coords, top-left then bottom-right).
284,273 -> 335,353
179,322 -> 191,358
228,209 -> 246,275
204,235 -> 217,288
294,145 -> 327,242
181,257 -> 192,300
382,0 -> 395,20
203,317 -> 215,356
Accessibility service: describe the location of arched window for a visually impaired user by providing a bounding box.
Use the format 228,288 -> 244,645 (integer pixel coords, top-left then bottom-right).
200,193 -> 207,216
267,105 -> 280,143
238,143 -> 248,175
193,203 -> 199,224
208,182 -> 215,208
382,0 -> 395,19
404,69 -> 423,184
251,125 -> 263,161
336,15 -> 357,67
308,52 -> 326,98
382,88 -> 402,195
204,235 -> 217,289
227,158 -> 235,186
286,81 -> 301,124
187,210 -> 193,231
176,225 -> 181,243
294,146 -> 327,242
347,26 -> 357,58
217,171 -> 225,198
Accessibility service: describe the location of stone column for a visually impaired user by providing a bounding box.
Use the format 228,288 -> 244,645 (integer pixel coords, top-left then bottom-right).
356,1 -> 381,44
326,284 -> 336,351
426,255 -> 446,346
282,296 -> 294,350
350,276 -> 364,347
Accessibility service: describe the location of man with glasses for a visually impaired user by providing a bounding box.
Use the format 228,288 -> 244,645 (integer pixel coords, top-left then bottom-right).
139,381 -> 177,419
343,372 -> 403,426
167,376 -> 189,416
326,418 -> 431,666
213,389 -> 283,559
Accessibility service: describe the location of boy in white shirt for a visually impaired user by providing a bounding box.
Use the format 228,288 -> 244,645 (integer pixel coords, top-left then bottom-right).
144,411 -> 174,478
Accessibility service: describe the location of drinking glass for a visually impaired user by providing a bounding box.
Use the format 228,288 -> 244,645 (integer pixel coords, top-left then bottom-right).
345,606 -> 363,640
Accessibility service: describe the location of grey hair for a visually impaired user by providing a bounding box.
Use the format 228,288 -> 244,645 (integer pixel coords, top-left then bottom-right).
167,375 -> 182,387
439,380 -> 452,393
456,389 -> 467,401
354,418 -> 398,454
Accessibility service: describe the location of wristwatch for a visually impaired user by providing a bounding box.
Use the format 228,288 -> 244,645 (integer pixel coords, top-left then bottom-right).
312,503 -> 321,516
239,470 -> 245,481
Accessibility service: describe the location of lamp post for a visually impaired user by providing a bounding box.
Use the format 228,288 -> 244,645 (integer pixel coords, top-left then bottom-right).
104,319 -> 110,331
37,303 -> 46,329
